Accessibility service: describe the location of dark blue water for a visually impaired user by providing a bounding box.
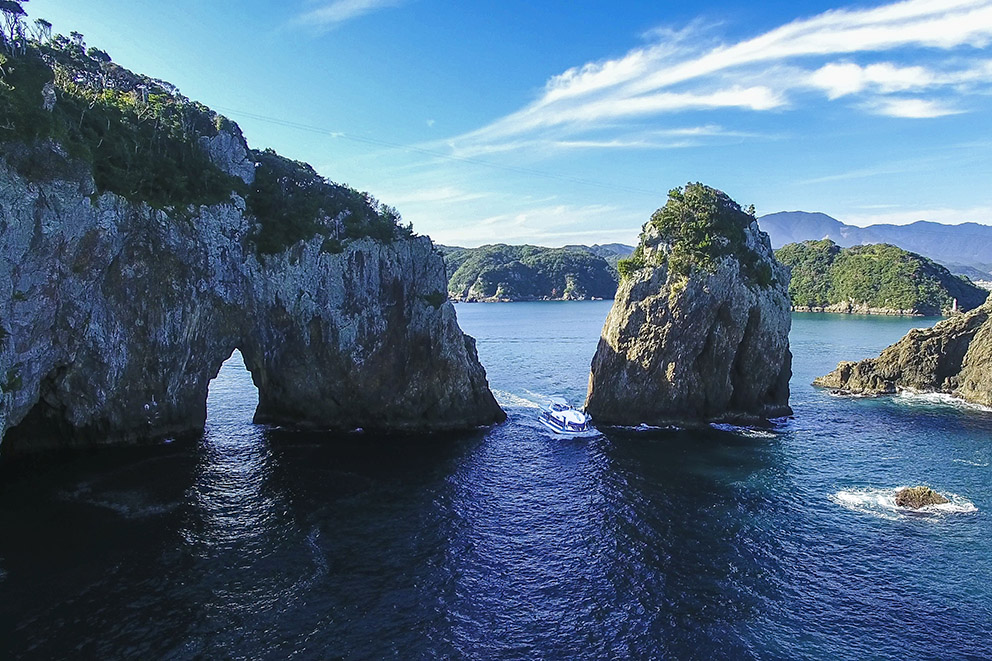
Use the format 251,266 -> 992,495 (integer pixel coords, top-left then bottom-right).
1,303 -> 990,659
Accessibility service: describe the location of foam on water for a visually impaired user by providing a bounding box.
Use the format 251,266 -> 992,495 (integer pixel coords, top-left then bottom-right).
710,423 -> 778,439
830,487 -> 978,521
492,389 -> 545,410
59,485 -> 178,519
894,390 -> 992,413
952,459 -> 990,468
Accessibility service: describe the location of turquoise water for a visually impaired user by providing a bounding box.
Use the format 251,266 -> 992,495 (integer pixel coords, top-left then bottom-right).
0,303 -> 989,659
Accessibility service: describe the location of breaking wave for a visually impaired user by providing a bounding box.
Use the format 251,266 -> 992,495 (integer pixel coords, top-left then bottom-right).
894,391 -> 992,413
830,487 -> 977,521
709,423 -> 778,439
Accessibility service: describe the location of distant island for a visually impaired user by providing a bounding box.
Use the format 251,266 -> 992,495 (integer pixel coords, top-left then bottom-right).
758,211 -> 992,279
441,244 -> 631,301
775,240 -> 989,316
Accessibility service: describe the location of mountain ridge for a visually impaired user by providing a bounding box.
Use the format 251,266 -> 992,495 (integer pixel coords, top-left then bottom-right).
758,211 -> 992,277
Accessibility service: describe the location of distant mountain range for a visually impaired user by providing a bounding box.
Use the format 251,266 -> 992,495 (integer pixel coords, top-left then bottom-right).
758,212 -> 992,278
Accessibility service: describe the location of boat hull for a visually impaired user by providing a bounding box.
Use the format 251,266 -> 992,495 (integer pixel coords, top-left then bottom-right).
538,412 -> 598,437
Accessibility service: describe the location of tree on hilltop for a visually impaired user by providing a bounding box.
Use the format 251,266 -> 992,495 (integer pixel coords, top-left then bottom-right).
0,0 -> 27,53
31,17 -> 49,42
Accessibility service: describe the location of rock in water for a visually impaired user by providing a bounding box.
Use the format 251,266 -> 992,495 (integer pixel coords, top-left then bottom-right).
585,184 -> 793,425
814,298 -> 992,407
895,486 -> 949,509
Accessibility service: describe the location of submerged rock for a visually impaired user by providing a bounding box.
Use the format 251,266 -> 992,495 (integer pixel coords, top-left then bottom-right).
895,486 -> 949,509
814,298 -> 992,407
0,138 -> 504,455
585,184 -> 792,426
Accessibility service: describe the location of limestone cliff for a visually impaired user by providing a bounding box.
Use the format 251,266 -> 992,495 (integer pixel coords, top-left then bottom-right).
0,65 -> 503,454
585,184 -> 792,425
814,298 -> 992,407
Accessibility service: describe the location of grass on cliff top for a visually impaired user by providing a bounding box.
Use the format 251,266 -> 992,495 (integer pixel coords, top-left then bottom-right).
617,183 -> 774,287
775,239 -> 988,313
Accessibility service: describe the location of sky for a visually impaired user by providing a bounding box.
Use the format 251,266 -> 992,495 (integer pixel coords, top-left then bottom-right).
24,0 -> 992,246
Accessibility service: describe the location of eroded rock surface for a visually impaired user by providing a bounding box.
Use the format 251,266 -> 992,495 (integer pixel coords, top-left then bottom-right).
895,486 -> 949,509
0,138 -> 503,455
814,298 -> 992,407
585,184 -> 792,425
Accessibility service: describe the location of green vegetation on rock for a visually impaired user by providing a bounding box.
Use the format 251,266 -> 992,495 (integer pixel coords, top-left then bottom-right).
775,240 -> 989,315
0,41 -> 241,208
247,149 -> 411,255
0,12 -> 413,256
619,183 -> 773,287
445,244 -> 617,301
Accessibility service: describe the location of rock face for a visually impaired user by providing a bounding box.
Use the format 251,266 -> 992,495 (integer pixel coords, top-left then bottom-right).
0,137 -> 504,455
813,298 -> 992,407
585,184 -> 793,425
895,486 -> 949,509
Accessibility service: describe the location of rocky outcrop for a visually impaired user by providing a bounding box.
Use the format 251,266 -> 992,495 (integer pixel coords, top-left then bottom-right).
895,486 -> 949,509
585,184 -> 792,425
0,137 -> 504,455
814,299 -> 992,407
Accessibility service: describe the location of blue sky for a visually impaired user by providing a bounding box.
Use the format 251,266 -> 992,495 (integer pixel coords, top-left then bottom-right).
25,0 -> 992,246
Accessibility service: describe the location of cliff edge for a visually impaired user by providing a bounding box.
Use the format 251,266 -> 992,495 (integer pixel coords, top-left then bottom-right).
585,184 -> 792,426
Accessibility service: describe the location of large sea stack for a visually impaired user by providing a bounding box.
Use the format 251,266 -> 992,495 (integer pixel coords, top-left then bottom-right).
0,46 -> 504,455
814,297 -> 992,406
586,184 -> 793,425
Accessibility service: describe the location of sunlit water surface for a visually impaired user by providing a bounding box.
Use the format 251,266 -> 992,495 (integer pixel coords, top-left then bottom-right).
1,303 -> 990,659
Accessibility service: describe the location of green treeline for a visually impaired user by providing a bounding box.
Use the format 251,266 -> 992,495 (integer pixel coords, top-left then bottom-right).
444,245 -> 617,301
775,240 -> 989,314
0,10 -> 410,255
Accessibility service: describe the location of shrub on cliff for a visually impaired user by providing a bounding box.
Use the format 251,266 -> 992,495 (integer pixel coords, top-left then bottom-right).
0,21 -> 415,256
621,183 -> 772,287
0,42 -> 241,208
248,149 -> 413,255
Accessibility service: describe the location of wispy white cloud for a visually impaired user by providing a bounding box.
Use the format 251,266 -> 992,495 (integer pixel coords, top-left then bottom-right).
416,203 -> 643,247
842,204 -> 992,226
867,96 -> 964,117
444,124 -> 776,158
381,186 -> 491,205
296,0 -> 406,30
449,0 -> 992,155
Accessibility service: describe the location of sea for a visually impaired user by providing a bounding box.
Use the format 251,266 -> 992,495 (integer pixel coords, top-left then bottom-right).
1,302 -> 990,660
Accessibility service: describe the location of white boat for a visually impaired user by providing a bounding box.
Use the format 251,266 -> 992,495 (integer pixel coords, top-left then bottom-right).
538,397 -> 596,436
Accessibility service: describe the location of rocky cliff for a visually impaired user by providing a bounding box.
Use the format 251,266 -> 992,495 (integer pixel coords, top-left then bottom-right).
814,298 -> 992,407
0,49 -> 503,455
585,184 -> 792,425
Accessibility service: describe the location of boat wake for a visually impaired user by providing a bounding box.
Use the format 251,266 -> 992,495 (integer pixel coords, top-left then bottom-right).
492,389 -> 545,410
830,487 -> 978,521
